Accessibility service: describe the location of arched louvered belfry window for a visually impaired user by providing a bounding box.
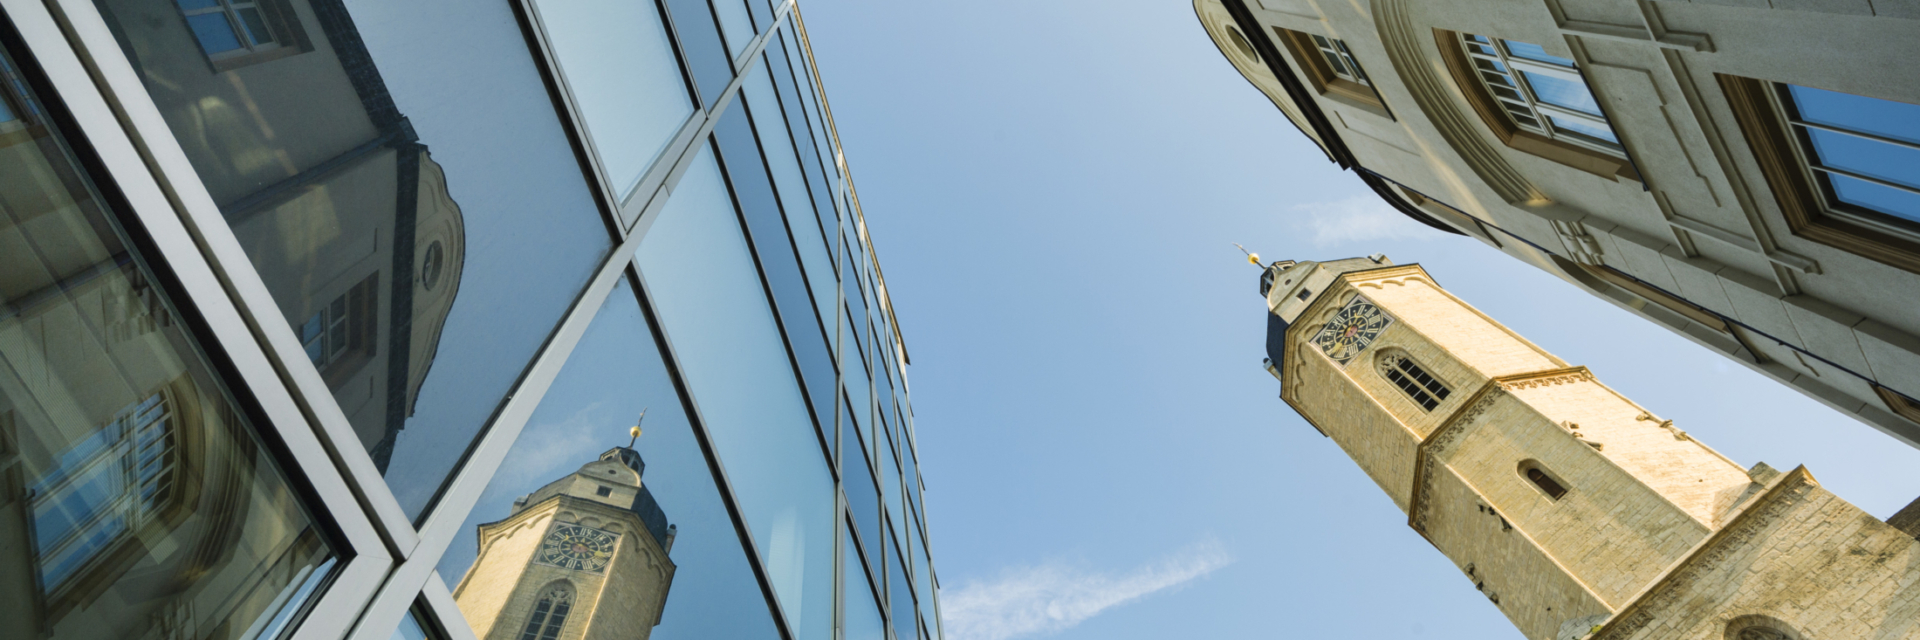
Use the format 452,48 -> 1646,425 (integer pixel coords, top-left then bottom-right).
520,582 -> 575,640
1377,351 -> 1452,411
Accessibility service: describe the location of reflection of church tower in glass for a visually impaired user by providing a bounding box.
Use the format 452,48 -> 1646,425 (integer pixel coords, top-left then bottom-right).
452,436 -> 676,640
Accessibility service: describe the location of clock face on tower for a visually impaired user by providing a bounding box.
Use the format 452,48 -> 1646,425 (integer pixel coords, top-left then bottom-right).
1311,296 -> 1394,366
537,524 -> 617,573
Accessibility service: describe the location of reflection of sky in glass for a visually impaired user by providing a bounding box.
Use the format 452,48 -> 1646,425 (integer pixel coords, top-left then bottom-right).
844,535 -> 886,640
343,0 -> 615,519
1521,70 -> 1603,117
714,0 -> 754,59
1549,115 -> 1619,144
1503,40 -> 1575,67
638,146 -> 835,640
1790,84 -> 1920,144
435,278 -> 778,640
1790,85 -> 1920,223
743,60 -> 840,339
535,0 -> 694,198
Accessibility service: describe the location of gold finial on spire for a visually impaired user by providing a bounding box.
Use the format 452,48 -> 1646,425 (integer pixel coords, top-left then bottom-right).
628,408 -> 647,448
1233,243 -> 1262,268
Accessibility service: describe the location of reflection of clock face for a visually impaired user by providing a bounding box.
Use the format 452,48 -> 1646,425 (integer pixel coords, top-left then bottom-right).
1311,297 -> 1393,366
537,524 -> 616,572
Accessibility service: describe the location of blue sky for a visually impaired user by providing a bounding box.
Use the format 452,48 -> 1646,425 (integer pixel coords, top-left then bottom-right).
796,2 -> 1920,639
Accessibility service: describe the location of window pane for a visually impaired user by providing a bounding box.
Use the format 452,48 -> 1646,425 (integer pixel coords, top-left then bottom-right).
0,44 -> 333,639
766,30 -> 840,243
99,0 -> 616,520
1804,127 -> 1920,191
1520,70 -> 1603,116
845,534 -> 886,640
436,277 -> 779,640
184,13 -> 244,54
664,0 -> 736,107
1788,84 -> 1920,146
236,8 -> 276,46
637,146 -> 833,640
390,610 -> 437,640
1829,174 -> 1920,224
713,104 -> 837,443
889,536 -> 916,640
844,424 -> 881,554
535,0 -> 695,199
1548,114 -> 1619,144
713,0 -> 755,60
1502,40 -> 1575,67
744,58 -> 838,338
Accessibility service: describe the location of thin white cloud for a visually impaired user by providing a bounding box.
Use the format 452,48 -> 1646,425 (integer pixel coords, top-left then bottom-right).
1295,194 -> 1434,247
940,539 -> 1231,640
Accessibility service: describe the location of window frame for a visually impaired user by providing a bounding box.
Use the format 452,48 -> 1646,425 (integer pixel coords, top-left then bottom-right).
1376,353 -> 1451,412
172,0 -> 310,72
1435,30 -> 1639,182
1273,28 -> 1390,118
1518,460 -> 1569,501
1722,74 -> 1920,274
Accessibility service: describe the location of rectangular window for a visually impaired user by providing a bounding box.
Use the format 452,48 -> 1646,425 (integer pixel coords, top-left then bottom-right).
1273,28 -> 1389,117
296,272 -> 377,379
1458,34 -> 1621,155
1721,74 -> 1920,274
1381,356 -> 1448,411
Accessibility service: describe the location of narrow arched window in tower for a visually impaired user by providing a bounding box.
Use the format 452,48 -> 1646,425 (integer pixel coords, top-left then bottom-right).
1379,353 -> 1451,411
519,583 -> 575,640
1520,461 -> 1569,500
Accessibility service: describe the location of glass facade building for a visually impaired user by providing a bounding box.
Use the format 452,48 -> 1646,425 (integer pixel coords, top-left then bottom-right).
0,0 -> 942,637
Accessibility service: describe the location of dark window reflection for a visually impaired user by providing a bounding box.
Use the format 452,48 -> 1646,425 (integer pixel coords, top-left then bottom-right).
662,0 -> 734,108
437,277 -> 777,640
888,534 -> 915,640
96,0 -> 614,519
0,41 -> 332,640
842,423 -> 878,556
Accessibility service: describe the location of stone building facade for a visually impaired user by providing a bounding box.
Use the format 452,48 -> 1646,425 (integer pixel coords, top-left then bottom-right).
1262,255 -> 1920,640
454,448 -> 675,640
1203,0 -> 1920,450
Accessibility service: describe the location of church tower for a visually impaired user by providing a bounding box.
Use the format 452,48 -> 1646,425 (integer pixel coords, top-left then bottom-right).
1264,256 -> 1920,640
452,441 -> 677,640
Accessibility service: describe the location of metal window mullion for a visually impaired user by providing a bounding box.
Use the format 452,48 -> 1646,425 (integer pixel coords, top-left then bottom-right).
1809,164 -> 1920,195
12,3 -> 397,640
1790,119 -> 1920,153
1532,102 -> 1607,125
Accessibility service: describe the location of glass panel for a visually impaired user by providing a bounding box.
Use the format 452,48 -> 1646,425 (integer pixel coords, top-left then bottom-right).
391,609 -> 436,640
1788,84 -> 1920,145
1520,69 -> 1604,117
183,12 -> 244,54
1828,175 -> 1920,224
749,0 -> 775,34
844,534 -> 886,640
1804,125 -> 1920,190
765,31 -> 840,246
889,535 -> 916,640
663,0 -> 735,107
1548,114 -> 1620,144
237,8 -> 276,46
435,277 -> 779,640
713,0 -> 756,60
744,58 -> 838,339
535,0 -> 695,199
100,0 -> 618,520
712,103 -> 836,442
779,28 -> 839,198
844,424 -> 880,554
881,426 -> 903,549
916,537 -> 937,639
0,44 -> 333,639
637,145 -> 833,640
1502,40 -> 1575,67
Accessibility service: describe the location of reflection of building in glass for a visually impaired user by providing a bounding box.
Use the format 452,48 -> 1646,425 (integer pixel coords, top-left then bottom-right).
97,0 -> 466,470
1261,255 -> 1920,640
10,0 -> 946,635
0,41 -> 329,640
1200,0 -> 1920,449
454,446 -> 675,640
